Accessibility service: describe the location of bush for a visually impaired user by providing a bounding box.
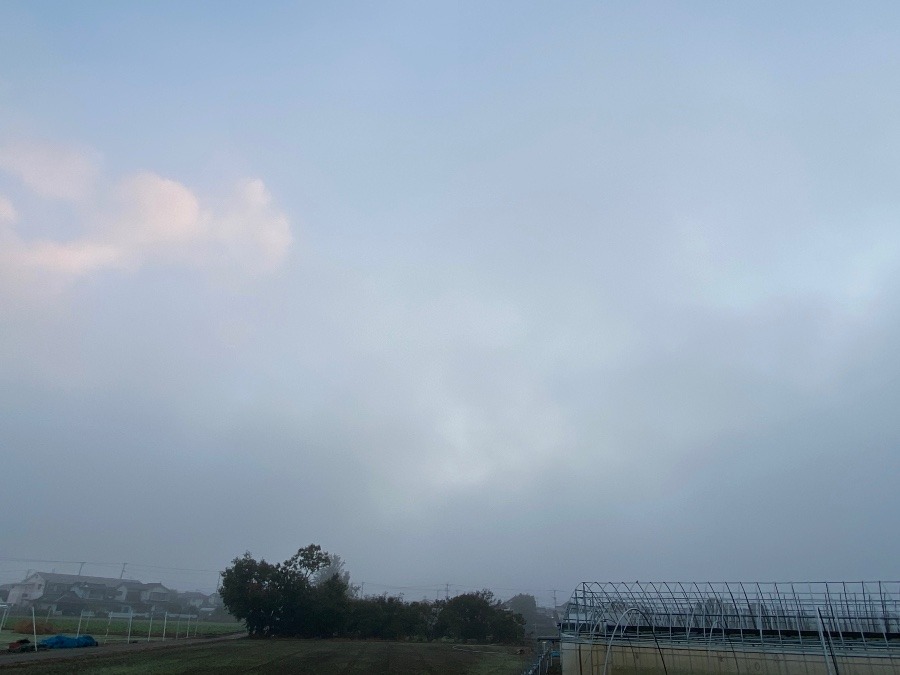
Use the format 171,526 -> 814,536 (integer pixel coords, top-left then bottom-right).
433,591 -> 525,644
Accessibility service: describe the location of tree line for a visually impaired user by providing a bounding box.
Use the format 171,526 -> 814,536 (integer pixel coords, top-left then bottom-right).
219,545 -> 525,643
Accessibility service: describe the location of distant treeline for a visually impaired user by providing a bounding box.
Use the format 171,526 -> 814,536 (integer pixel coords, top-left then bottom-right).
220,546 -> 525,643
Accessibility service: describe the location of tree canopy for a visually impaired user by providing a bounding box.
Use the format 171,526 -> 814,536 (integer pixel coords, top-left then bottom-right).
219,544 -> 337,637
220,545 -> 525,643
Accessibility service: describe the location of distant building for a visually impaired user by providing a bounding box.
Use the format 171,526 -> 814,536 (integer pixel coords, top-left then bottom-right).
5,572 -> 176,615
175,590 -> 225,610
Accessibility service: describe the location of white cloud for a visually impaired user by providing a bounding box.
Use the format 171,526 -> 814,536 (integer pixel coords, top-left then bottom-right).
0,140 -> 294,293
0,140 -> 99,202
15,240 -> 125,277
208,178 -> 293,272
0,194 -> 16,223
112,172 -> 207,250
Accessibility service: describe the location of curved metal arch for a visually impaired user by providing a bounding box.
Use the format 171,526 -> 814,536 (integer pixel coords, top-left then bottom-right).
601,607 -> 669,675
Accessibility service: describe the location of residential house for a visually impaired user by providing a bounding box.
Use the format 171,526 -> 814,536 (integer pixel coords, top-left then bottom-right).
5,572 -> 174,615
116,581 -> 177,613
177,590 -> 224,611
179,591 -> 210,609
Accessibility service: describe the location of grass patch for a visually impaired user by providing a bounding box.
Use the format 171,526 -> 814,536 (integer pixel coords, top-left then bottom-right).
0,617 -> 245,650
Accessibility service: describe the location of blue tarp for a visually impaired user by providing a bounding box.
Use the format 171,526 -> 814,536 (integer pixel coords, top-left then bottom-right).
37,635 -> 98,649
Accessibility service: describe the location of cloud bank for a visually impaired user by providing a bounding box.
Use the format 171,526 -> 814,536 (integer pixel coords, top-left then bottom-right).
0,140 -> 292,294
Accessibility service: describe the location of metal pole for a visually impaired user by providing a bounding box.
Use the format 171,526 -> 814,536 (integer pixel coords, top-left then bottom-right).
816,607 -> 839,675
755,584 -> 764,646
31,607 -> 38,652
773,582 -> 785,652
725,585 -> 743,648
790,583 -> 803,648
879,581 -> 890,650
147,613 -> 154,641
825,585 -> 846,651
76,610 -> 83,638
162,612 -> 168,641
127,610 -> 133,643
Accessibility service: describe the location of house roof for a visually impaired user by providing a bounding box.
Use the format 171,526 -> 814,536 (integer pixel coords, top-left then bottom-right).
120,582 -> 172,592
22,572 -> 141,588
12,572 -> 174,600
44,590 -> 83,603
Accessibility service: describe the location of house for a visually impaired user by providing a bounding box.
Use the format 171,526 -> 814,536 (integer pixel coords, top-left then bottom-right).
179,591 -> 210,609
177,590 -> 224,610
116,582 -> 177,612
5,572 -> 175,615
7,572 -> 135,614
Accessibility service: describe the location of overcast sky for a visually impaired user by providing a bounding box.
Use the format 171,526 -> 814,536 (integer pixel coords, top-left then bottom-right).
2,2 -> 899,602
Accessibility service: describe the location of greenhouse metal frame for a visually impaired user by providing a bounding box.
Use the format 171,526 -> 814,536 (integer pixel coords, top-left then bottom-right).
560,580 -> 900,660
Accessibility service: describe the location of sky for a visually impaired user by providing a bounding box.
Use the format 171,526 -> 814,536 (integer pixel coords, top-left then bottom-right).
2,1 -> 900,603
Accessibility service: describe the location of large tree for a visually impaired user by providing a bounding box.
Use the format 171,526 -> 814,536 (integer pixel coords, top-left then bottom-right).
220,544 -> 332,636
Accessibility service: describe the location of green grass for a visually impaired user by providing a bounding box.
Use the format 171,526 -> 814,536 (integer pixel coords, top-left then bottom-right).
0,638 -> 530,674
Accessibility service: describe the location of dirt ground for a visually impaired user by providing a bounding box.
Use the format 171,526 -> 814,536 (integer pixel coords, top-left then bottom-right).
0,636 -> 531,674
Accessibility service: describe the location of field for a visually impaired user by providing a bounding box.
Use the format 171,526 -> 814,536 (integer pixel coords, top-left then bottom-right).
0,637 -> 531,674
0,616 -> 244,649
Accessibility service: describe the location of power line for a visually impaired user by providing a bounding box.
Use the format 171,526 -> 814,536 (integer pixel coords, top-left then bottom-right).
0,557 -> 223,593
0,557 -> 221,574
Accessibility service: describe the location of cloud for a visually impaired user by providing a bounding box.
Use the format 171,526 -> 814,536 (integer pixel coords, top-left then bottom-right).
208,178 -> 293,272
0,140 -> 293,293
0,140 -> 99,202
0,194 -> 16,223
113,172 -> 207,251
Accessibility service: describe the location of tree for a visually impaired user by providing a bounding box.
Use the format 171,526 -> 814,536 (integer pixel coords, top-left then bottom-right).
220,547 -> 523,643
219,552 -> 287,636
435,590 -> 525,643
281,544 -> 330,581
505,593 -> 540,635
219,545 -> 332,637
309,572 -> 352,637
311,554 -> 354,591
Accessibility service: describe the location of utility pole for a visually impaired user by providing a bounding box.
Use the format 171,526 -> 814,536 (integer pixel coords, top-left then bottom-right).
77,562 -> 85,576
445,583 -> 450,600
119,563 -> 127,579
